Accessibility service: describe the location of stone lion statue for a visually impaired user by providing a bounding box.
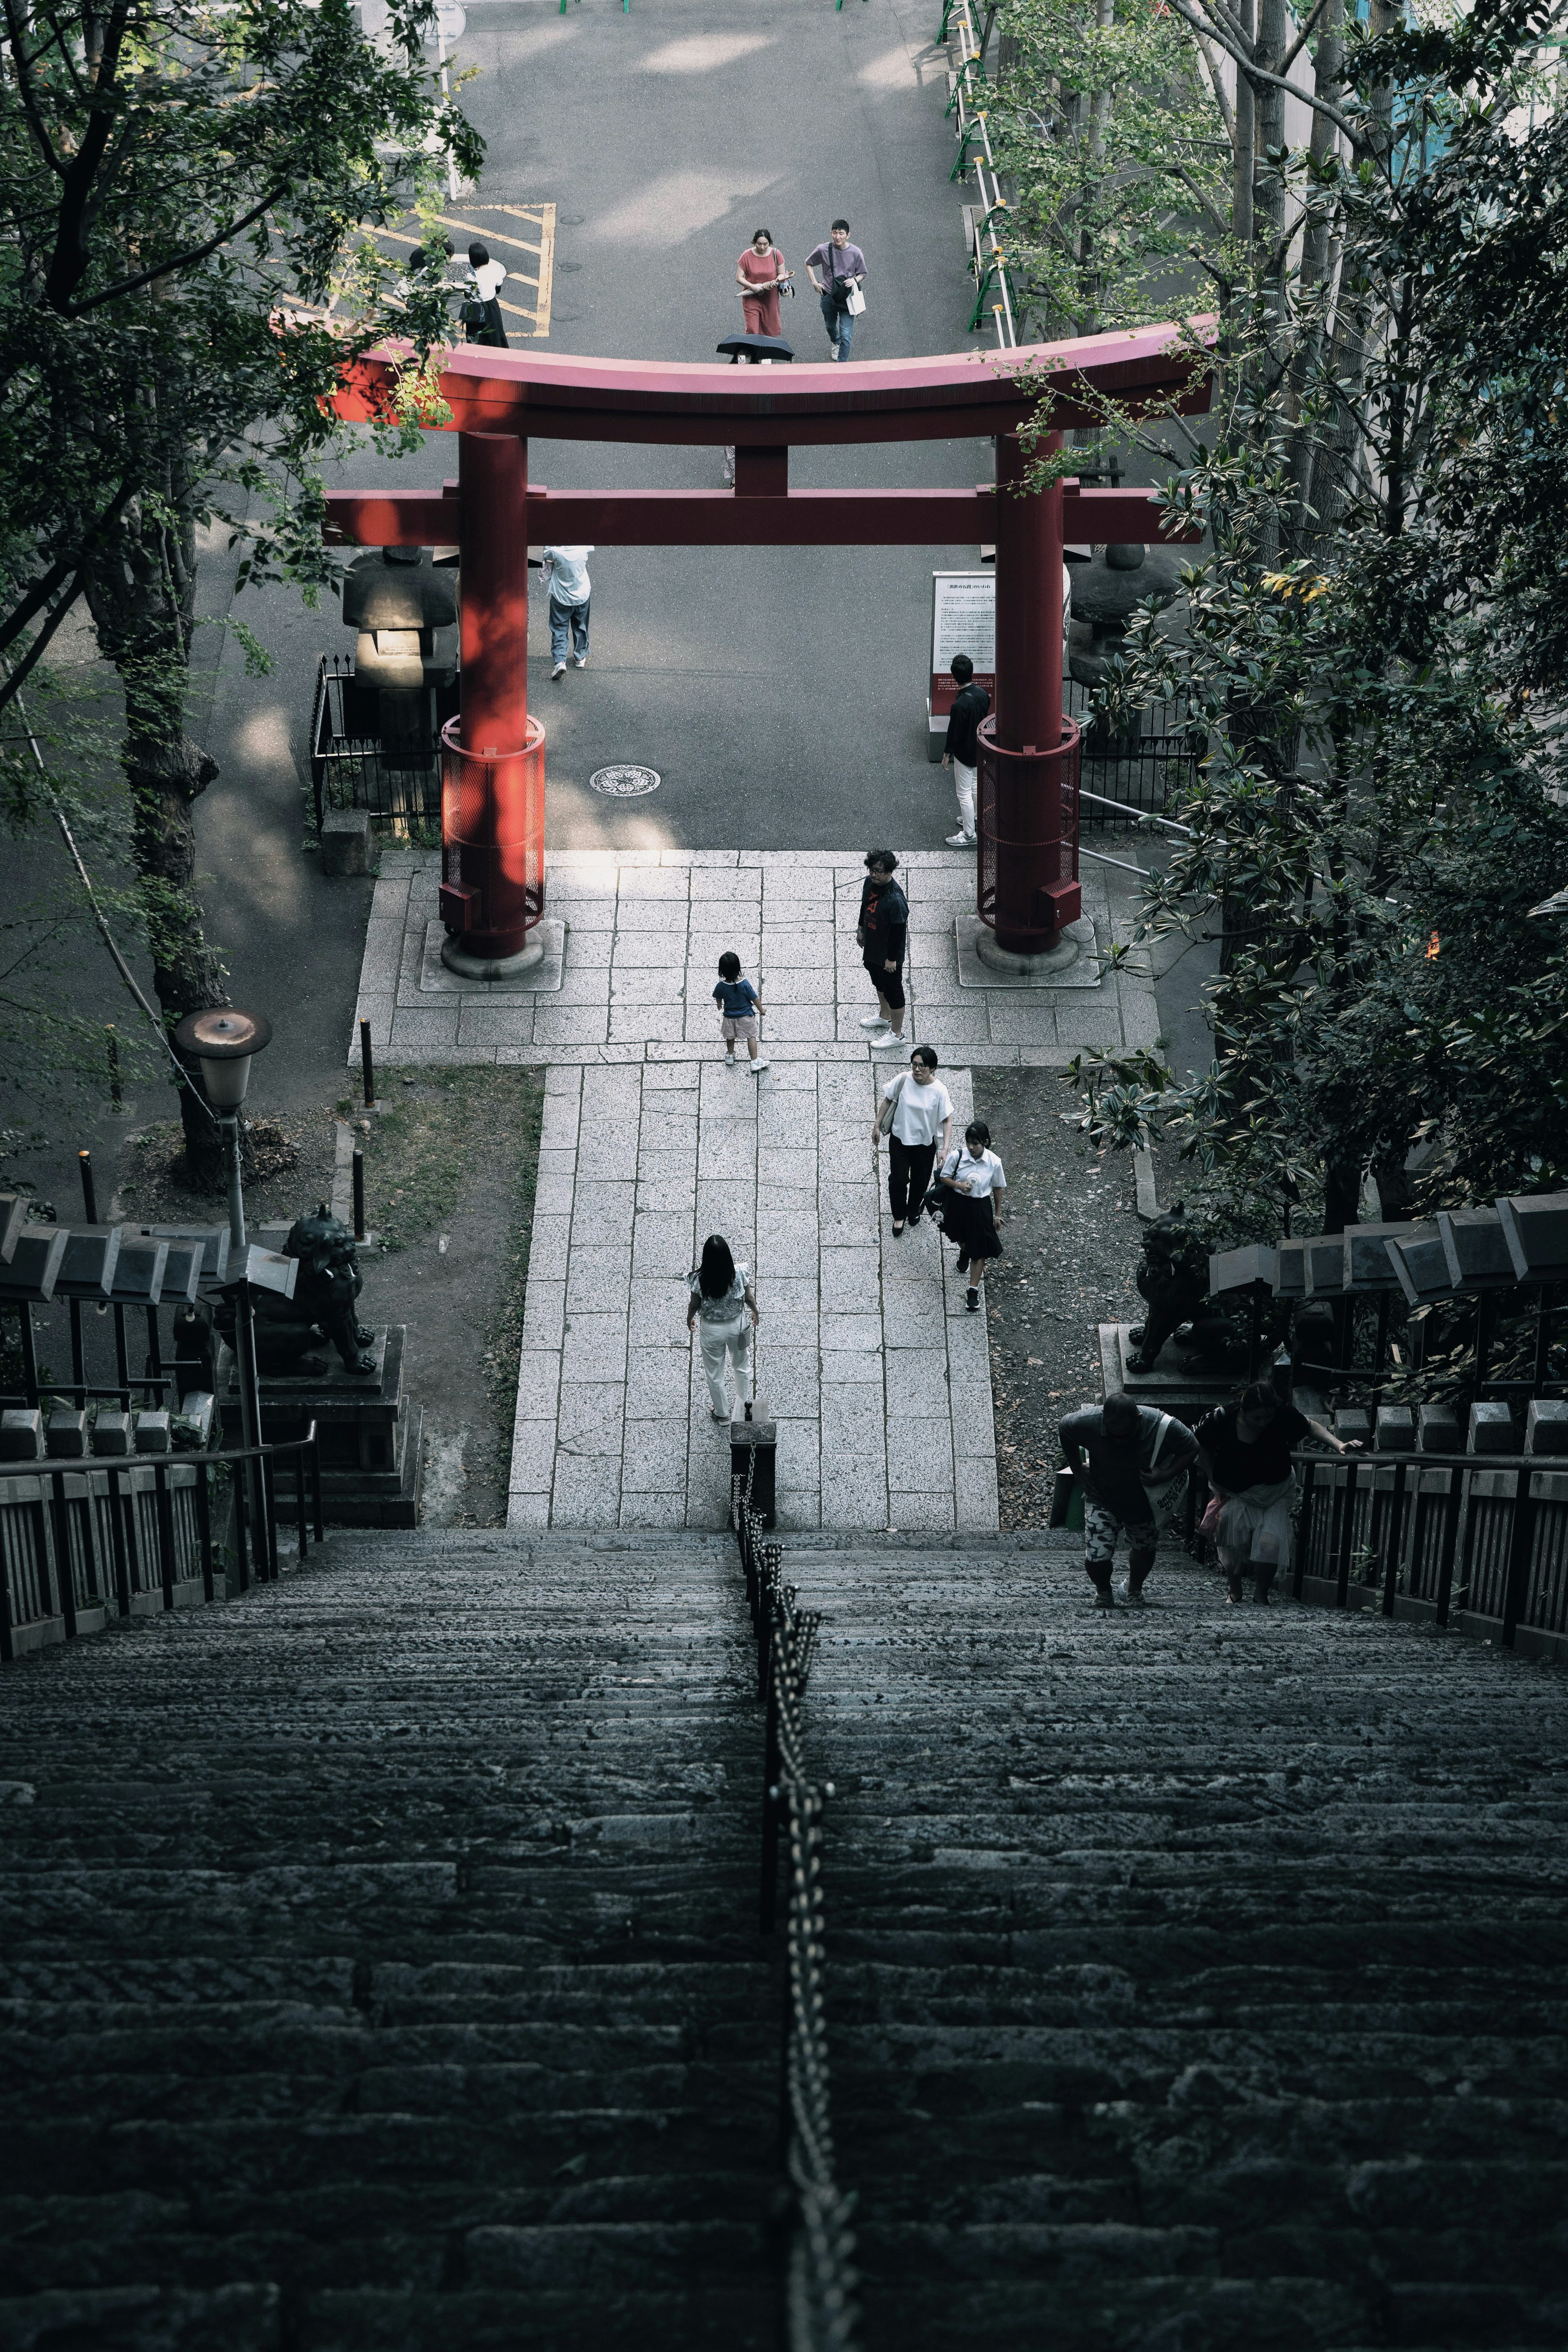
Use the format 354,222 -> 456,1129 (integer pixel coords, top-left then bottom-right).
1127,1205 -> 1245,1374
252,1204 -> 375,1376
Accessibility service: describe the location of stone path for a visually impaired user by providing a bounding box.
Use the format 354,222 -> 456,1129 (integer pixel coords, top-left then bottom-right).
351,851 -> 1156,1533
354,848 -> 1155,1068
509,1058 -> 994,1535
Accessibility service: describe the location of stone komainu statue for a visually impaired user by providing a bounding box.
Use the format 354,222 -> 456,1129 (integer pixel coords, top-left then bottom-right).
253,1204 -> 375,1376
1127,1204 -> 1244,1374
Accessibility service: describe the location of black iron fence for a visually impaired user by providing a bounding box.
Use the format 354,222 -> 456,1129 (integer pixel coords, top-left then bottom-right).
732,1463 -> 860,2352
1067,681 -> 1198,833
1290,1444 -> 1568,1661
310,655 -> 457,834
0,1428 -> 322,1662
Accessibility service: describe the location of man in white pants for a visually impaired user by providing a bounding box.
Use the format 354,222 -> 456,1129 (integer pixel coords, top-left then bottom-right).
942,653 -> 990,847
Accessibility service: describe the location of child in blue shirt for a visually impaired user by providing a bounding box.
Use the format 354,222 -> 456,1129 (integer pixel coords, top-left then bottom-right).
713,951 -> 768,1074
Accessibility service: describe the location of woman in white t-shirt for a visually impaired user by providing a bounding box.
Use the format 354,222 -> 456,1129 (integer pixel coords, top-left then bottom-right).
937,1120 -> 1006,1311
871,1045 -> 953,1236
463,240 -> 508,349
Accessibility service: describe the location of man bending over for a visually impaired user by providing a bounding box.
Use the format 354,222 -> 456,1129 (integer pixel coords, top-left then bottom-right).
1058,1393 -> 1198,1608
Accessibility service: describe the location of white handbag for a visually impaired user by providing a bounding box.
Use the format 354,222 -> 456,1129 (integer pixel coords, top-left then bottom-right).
845,283 -> 866,316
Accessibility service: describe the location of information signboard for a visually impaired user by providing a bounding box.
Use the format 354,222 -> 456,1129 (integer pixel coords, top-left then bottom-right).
927,571 -> 995,759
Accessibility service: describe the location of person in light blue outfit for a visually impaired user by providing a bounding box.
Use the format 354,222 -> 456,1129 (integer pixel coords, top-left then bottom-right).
713,951 -> 769,1074
542,544 -> 592,678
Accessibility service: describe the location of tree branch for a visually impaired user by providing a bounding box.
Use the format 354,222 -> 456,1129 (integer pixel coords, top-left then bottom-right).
1169,160 -> 1235,242
1278,0 -> 1337,81
0,557 -> 76,659
1191,26 -> 1238,148
43,0 -> 136,304
62,183 -> 292,315
1161,0 -> 1365,146
2,0 -> 67,177
0,577 -> 82,717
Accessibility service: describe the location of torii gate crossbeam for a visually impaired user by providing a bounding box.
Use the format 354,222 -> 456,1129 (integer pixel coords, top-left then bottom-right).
328,328 -> 1210,969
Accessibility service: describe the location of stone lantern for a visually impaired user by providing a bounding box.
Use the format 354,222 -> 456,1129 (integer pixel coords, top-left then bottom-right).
341,546 -> 458,755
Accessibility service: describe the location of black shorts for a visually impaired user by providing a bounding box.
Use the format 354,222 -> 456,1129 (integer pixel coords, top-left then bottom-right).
864,953 -> 905,1011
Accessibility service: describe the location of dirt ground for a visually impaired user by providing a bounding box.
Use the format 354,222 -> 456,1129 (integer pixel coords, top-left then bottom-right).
83,1070 -> 544,1528
350,1069 -> 545,1527
969,1068 -> 1147,1530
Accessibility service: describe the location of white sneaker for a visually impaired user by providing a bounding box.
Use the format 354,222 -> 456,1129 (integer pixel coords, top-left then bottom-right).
946,830 -> 976,848
572,654 -> 588,668
749,1057 -> 769,1074
550,661 -> 566,679
859,1011 -> 888,1029
724,1052 -> 735,1066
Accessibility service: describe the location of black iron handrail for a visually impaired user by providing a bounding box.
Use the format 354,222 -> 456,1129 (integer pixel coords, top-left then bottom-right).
732,1464 -> 860,2352
1286,1442 -> 1567,1649
0,1425 -> 323,1661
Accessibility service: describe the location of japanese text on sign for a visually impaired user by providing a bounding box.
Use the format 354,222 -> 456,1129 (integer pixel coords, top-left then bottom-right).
931,572 -> 995,675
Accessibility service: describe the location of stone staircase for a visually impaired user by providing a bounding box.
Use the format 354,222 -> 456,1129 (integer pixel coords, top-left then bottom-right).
0,1531 -> 778,2350
2,1526 -> 1566,2350
805,1531 -> 1568,2352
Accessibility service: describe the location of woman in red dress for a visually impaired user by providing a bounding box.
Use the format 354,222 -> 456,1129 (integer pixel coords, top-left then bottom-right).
735,229 -> 788,337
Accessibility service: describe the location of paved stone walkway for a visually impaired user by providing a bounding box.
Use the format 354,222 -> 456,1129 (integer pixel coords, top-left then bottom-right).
509,1058 -> 993,1534
353,849 -> 1156,1069
351,851 -> 1156,1532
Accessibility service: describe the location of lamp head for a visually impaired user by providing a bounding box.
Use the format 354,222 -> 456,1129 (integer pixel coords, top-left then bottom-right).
173,1007 -> 273,1110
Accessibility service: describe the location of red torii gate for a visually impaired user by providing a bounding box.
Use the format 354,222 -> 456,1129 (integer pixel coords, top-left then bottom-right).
327,327 -> 1210,969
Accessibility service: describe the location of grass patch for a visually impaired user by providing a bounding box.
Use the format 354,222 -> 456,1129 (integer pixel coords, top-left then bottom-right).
351,1066 -> 546,1448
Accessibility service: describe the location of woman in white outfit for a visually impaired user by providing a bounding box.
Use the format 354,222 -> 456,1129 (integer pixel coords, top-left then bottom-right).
687,1235 -> 760,1422
871,1045 -> 953,1236
462,240 -> 508,348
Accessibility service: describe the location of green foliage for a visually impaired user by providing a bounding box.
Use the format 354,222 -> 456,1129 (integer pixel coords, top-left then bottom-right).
0,0 -> 479,697
1060,8 -> 1568,1241
0,0 -> 481,1136
987,0 -> 1230,336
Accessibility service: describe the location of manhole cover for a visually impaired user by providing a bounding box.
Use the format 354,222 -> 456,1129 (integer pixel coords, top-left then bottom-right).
590,764 -> 661,797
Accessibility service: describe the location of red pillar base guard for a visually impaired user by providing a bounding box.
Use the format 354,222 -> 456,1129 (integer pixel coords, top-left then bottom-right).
976,715 -> 1082,956
439,715 -> 546,960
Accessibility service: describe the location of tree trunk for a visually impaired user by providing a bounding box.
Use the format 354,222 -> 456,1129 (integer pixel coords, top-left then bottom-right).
85,483 -> 227,1188
1231,0 -> 1256,253
1290,0 -> 1345,532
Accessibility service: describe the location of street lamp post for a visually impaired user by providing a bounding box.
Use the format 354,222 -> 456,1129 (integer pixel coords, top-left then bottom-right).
172,1009 -> 274,1250
173,1009 -> 275,1555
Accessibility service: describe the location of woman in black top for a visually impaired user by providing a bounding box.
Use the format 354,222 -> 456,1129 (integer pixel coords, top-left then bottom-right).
1194,1381 -> 1359,1604
855,848 -> 909,1045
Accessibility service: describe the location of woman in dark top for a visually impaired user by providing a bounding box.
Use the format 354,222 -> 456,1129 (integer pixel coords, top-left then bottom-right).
1195,1381 -> 1359,1604
855,848 -> 909,1044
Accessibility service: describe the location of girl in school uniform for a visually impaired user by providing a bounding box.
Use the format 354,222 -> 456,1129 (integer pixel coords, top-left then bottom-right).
936,1120 -> 1006,1313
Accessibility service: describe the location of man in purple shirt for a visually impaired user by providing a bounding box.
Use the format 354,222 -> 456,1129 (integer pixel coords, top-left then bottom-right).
806,219 -> 868,362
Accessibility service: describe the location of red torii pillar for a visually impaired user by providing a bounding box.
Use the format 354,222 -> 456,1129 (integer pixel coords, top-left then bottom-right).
982,425 -> 1080,961
437,434 -> 545,978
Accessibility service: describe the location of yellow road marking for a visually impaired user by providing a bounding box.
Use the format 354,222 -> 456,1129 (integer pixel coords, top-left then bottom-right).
374,202 -> 557,338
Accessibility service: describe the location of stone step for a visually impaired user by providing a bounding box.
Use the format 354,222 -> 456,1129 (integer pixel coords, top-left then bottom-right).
0,1536 -> 781,2346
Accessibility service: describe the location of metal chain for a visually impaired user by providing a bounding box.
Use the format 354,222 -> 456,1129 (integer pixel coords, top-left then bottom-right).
731,1465 -> 862,2352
